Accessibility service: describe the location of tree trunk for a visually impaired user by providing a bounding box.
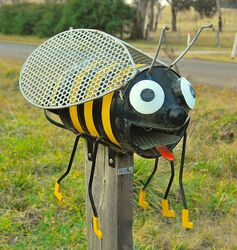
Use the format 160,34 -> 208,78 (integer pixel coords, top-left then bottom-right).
216,0 -> 223,32
154,1 -> 165,32
149,0 -> 155,31
131,0 -> 149,39
145,23 -> 151,40
218,15 -> 223,32
171,5 -> 177,32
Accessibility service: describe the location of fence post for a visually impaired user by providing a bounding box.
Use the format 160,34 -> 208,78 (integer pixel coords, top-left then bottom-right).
231,32 -> 237,59
85,143 -> 134,250
187,33 -> 191,46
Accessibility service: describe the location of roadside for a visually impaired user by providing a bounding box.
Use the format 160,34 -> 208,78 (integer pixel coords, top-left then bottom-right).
0,34 -> 236,63
0,41 -> 236,90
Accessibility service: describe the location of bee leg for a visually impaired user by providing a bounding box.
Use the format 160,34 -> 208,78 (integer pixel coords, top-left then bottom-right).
88,137 -> 103,240
162,159 -> 175,218
179,132 -> 193,229
54,134 -> 81,202
138,158 -> 159,210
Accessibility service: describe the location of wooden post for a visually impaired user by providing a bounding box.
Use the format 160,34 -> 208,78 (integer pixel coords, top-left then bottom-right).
85,143 -> 134,250
231,33 -> 237,59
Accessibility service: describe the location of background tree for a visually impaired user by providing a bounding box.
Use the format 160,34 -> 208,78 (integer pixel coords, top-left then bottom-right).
145,0 -> 166,38
58,0 -> 134,38
220,0 -> 237,8
167,0 -> 192,32
216,0 -> 222,32
145,0 -> 155,39
154,0 -> 166,31
193,0 -> 217,18
130,0 -> 149,39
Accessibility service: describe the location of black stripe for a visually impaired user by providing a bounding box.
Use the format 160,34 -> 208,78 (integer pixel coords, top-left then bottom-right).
77,104 -> 89,134
57,108 -> 74,131
92,98 -> 107,139
110,92 -> 122,143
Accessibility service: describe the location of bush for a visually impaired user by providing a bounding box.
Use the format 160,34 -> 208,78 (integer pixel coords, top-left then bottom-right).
0,0 -> 135,38
57,0 -> 135,36
0,4 -> 46,35
33,4 -> 63,37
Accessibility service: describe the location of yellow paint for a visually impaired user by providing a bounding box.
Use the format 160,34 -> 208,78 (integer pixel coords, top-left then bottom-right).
54,182 -> 62,202
92,216 -> 103,240
84,101 -> 99,137
138,190 -> 149,210
69,61 -> 99,102
69,106 -> 84,133
102,93 -> 119,146
182,209 -> 193,229
161,199 -> 175,218
51,78 -> 61,103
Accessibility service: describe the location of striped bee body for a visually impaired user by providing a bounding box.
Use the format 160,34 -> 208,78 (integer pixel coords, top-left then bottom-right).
19,26 -> 213,233
55,91 -> 121,147
47,63 -> 195,159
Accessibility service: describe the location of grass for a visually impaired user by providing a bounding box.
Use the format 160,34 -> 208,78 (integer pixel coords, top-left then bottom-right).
0,57 -> 237,249
0,34 -> 45,45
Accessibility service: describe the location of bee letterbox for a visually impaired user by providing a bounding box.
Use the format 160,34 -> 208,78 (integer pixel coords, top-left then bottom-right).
19,25 -> 212,239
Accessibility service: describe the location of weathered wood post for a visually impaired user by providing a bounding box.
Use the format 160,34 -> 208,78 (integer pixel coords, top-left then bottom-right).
85,143 -> 134,250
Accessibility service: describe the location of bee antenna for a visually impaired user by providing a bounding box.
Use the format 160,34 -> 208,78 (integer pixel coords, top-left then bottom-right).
168,24 -> 213,69
147,25 -> 170,76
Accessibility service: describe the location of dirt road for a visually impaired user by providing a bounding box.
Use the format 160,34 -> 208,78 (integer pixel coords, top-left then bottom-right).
1,42 -> 236,89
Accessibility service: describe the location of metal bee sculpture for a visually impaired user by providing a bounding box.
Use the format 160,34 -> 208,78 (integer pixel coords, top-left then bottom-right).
19,24 -> 213,239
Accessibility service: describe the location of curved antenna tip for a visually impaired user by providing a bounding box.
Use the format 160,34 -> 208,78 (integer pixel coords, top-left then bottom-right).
202,23 -> 214,29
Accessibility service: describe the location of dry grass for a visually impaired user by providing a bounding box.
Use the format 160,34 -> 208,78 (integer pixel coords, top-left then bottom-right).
0,57 -> 237,249
0,34 -> 45,45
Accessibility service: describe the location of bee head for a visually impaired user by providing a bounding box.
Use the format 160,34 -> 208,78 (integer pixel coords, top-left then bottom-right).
118,66 -> 196,158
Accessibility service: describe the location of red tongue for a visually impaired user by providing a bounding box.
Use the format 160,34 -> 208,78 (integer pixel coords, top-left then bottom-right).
156,146 -> 175,161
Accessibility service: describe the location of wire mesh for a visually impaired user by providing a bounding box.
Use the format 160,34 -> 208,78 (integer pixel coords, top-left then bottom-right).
19,29 -> 140,109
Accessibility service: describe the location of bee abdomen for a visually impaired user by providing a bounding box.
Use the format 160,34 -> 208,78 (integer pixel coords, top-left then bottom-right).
65,93 -> 120,146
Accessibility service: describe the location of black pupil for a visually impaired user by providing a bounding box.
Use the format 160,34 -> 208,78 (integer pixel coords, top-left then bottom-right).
140,88 -> 155,102
189,85 -> 196,98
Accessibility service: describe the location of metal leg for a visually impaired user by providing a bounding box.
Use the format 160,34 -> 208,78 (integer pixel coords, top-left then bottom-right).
164,160 -> 175,200
179,132 -> 193,229
138,158 -> 159,209
161,157 -> 175,218
88,137 -> 103,239
54,134 -> 80,201
179,132 -> 187,209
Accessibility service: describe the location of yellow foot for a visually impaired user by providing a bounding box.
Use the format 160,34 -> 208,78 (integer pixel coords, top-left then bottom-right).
162,199 -> 175,218
54,182 -> 63,202
138,190 -> 149,210
182,209 -> 193,229
93,216 -> 103,240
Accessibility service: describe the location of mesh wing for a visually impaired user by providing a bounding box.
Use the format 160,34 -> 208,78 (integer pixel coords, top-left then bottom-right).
19,29 -> 137,109
122,41 -> 167,67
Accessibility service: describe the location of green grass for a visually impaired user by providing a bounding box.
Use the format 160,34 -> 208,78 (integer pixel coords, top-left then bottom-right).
0,58 -> 237,249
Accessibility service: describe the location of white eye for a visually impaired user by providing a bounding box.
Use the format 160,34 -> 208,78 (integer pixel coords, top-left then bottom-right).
179,77 -> 196,109
129,80 -> 164,114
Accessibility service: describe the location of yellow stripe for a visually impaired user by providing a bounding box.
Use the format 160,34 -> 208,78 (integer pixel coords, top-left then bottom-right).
69,106 -> 85,133
84,101 -> 100,137
102,93 -> 119,146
